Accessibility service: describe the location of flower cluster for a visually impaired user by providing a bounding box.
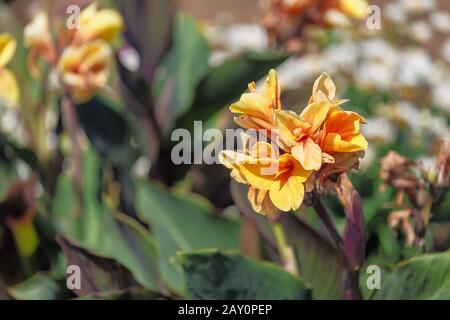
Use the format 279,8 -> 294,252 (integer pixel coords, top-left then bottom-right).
220,70 -> 367,216
23,2 -> 123,102
262,0 -> 368,51
0,33 -> 19,107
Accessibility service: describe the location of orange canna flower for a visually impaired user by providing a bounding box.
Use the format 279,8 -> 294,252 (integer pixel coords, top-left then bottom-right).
320,107 -> 368,153
0,33 -> 19,106
221,70 -> 367,215
57,40 -> 112,103
230,69 -> 281,132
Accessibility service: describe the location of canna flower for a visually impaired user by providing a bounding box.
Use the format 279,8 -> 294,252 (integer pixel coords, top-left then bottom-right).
221,70 -> 367,215
0,33 -> 19,106
276,73 -> 366,171
57,40 -> 112,102
230,69 -> 281,132
23,11 -> 56,66
72,2 -> 124,45
220,138 -> 311,214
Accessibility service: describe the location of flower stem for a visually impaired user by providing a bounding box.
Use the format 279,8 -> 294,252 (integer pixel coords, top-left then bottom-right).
312,196 -> 343,249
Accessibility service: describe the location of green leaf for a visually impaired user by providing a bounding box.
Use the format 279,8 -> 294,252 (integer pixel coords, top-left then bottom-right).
153,13 -> 210,133
76,97 -> 128,161
374,251 -> 450,300
8,273 -> 72,300
281,215 -> 346,299
52,148 -> 160,291
178,250 -> 309,300
134,179 -> 241,295
56,235 -> 140,297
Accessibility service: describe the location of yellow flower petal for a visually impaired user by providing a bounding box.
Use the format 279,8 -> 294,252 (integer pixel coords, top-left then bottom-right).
263,69 -> 281,110
0,68 -> 19,106
247,187 -> 278,216
339,0 -> 368,20
76,2 -> 124,44
0,33 -> 16,68
234,115 -> 275,131
291,138 -> 323,171
300,101 -> 331,132
309,72 -> 336,104
58,40 -> 112,102
275,109 -> 310,148
230,93 -> 273,122
269,176 -> 305,212
322,132 -> 368,152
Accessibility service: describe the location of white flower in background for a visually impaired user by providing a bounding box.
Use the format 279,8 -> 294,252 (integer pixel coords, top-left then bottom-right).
132,156 -> 151,178
383,101 -> 423,130
205,23 -> 269,66
324,41 -> 358,72
118,45 -> 140,72
424,114 -> 450,137
277,55 -> 324,90
356,61 -> 394,91
417,155 -> 437,177
396,49 -> 433,87
220,24 -> 269,54
0,108 -> 28,146
432,80 -> 450,113
398,0 -> 436,15
209,50 -> 234,67
430,11 -> 450,34
385,3 -> 407,23
359,38 -> 398,63
362,117 -> 396,143
409,20 -> 432,44
15,159 -> 31,180
442,38 -> 450,63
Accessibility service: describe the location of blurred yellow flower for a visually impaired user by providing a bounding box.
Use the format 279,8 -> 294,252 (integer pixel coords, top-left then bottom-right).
0,33 -> 16,68
338,0 -> 368,20
230,69 -> 281,131
23,11 -> 56,64
0,33 -> 19,106
73,2 -> 124,45
58,40 -> 112,102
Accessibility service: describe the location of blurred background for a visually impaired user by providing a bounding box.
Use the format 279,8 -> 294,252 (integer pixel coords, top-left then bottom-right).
0,0 -> 449,300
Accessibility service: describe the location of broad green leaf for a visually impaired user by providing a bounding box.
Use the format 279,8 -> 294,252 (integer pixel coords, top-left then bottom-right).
76,97 -> 128,161
281,215 -> 346,299
374,251 -> 450,300
153,13 -> 210,133
178,250 -> 309,300
134,179 -> 241,295
8,273 -> 72,300
52,148 -> 159,291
